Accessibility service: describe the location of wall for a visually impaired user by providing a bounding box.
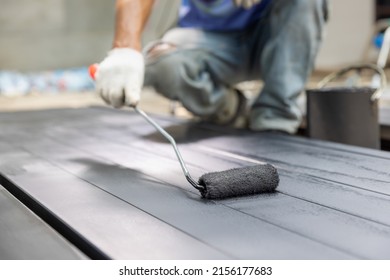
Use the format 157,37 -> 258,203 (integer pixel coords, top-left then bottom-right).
0,0 -> 179,71
316,0 -> 376,70
0,0 -> 377,71
0,0 -> 114,71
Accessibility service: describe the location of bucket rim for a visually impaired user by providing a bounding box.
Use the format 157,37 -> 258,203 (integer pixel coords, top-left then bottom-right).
316,63 -> 387,101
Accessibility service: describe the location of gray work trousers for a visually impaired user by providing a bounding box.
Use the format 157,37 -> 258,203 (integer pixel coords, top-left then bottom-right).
144,0 -> 328,133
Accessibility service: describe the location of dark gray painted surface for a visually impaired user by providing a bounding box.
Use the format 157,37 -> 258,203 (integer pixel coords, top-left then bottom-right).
0,107 -> 390,259
0,185 -> 86,260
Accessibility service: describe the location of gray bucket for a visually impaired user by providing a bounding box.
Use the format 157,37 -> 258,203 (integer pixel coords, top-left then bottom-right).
306,64 -> 387,149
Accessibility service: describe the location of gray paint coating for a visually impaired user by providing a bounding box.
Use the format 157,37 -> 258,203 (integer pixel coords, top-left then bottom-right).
0,107 -> 390,259
0,185 -> 86,260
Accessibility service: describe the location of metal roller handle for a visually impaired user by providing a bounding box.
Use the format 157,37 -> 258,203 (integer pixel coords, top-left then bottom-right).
133,106 -> 205,192
88,63 -> 204,191
317,63 -> 387,101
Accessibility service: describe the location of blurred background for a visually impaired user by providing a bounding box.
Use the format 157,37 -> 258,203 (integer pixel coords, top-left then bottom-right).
0,0 -> 389,115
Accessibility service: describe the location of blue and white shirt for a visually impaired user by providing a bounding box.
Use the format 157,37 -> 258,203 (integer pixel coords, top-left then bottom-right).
178,0 -> 272,31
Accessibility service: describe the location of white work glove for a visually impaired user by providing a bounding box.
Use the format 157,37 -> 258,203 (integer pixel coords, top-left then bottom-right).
233,0 -> 262,9
96,48 -> 144,108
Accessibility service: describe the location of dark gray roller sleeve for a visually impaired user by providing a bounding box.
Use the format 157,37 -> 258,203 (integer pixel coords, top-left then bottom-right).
199,164 -> 279,199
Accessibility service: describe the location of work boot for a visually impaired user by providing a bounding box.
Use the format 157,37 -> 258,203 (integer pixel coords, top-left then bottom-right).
202,89 -> 249,129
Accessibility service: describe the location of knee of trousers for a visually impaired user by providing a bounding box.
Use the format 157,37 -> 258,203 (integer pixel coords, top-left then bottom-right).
144,44 -> 186,100
144,49 -> 206,102
144,48 -> 226,117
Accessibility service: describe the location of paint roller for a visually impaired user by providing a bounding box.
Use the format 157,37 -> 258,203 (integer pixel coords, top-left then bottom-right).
89,64 -> 279,199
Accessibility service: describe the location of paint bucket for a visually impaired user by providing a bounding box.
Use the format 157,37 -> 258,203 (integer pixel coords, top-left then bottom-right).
306,64 -> 387,149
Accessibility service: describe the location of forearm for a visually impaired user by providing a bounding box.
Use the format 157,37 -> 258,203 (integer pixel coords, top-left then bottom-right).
113,0 -> 155,51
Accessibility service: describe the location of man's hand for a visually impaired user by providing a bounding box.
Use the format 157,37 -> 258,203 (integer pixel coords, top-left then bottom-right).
96,48 -> 144,108
233,0 -> 262,9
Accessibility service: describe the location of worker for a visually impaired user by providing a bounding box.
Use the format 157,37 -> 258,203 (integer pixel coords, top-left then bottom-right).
95,0 -> 328,134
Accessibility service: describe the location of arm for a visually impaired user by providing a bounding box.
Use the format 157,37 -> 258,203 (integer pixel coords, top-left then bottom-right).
95,0 -> 155,108
113,0 -> 155,51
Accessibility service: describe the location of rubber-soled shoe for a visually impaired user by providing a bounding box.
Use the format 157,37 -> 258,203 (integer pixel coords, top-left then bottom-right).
224,89 -> 249,129
201,88 -> 249,129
